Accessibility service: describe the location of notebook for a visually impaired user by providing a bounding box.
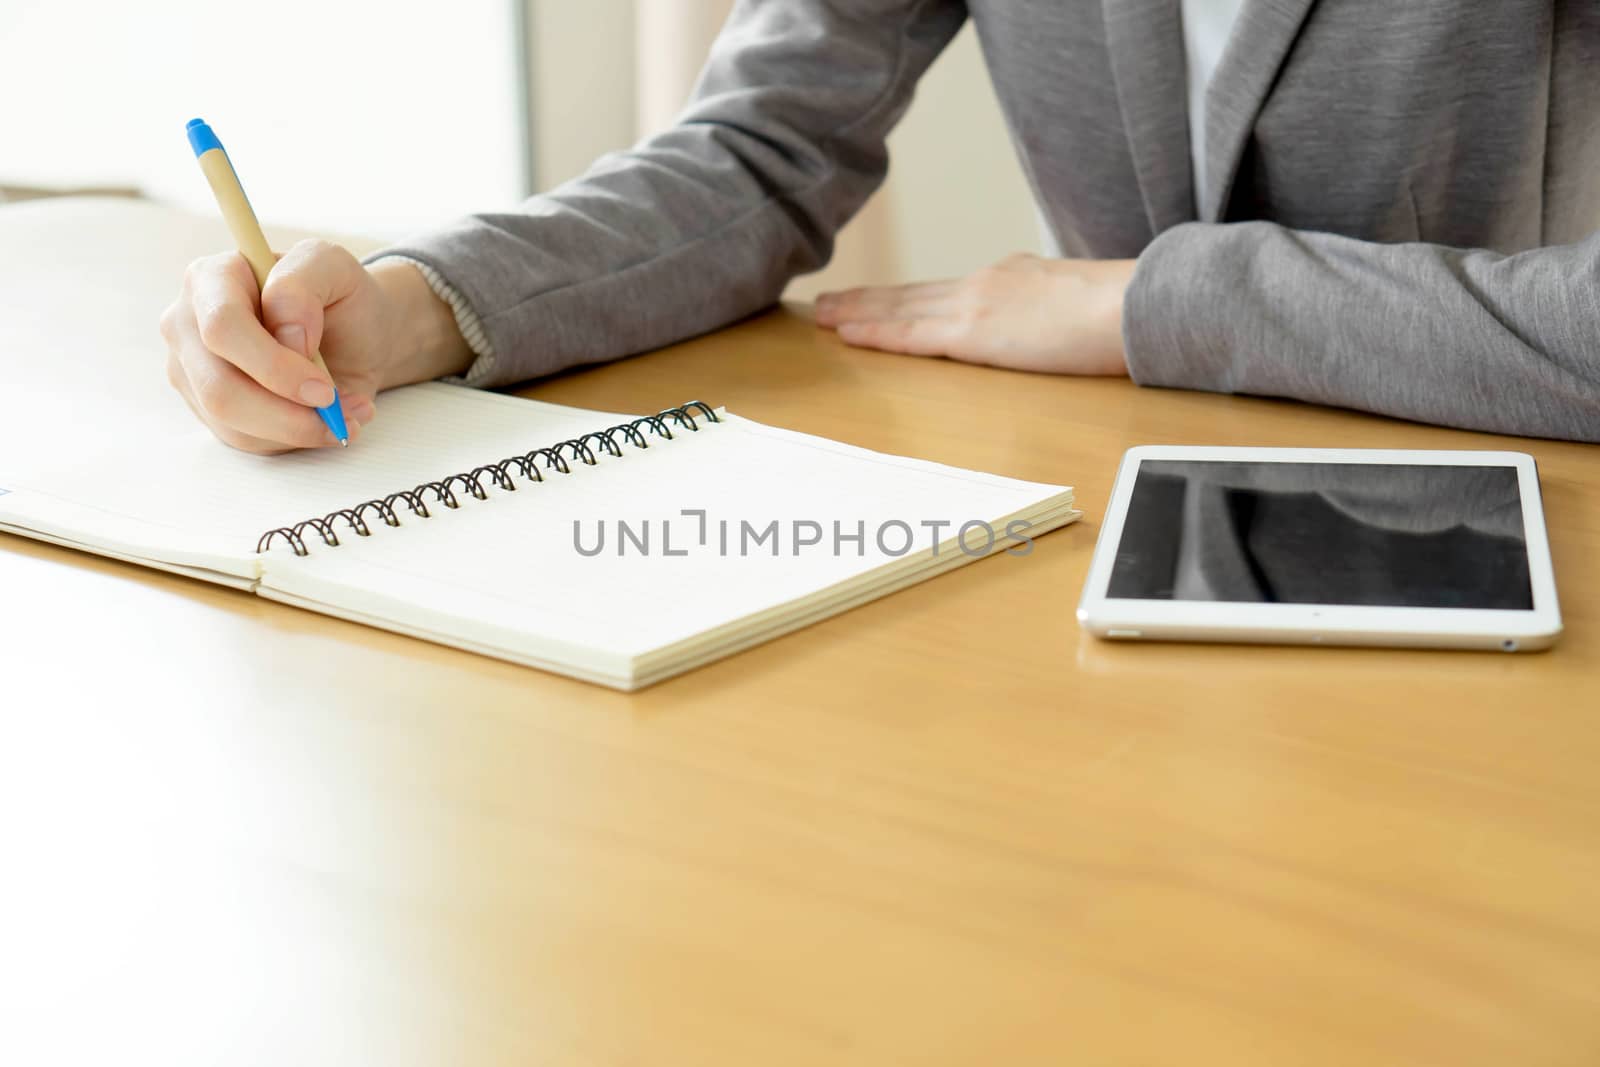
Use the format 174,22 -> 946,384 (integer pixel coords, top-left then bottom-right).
0,382 -> 1079,689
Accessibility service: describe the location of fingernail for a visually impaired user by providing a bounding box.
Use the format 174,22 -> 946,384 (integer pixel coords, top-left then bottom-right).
299,379 -> 335,407
275,324 -> 307,357
349,398 -> 376,425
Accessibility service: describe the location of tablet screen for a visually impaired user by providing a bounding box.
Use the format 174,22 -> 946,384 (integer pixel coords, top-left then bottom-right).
1107,462 -> 1533,609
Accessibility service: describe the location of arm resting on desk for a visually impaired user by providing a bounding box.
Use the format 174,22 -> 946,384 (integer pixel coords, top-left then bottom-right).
1125,222 -> 1600,443
371,0 -> 966,389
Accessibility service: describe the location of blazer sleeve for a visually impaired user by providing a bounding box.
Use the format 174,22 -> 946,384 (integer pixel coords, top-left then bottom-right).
1123,221 -> 1600,442
374,0 -> 966,388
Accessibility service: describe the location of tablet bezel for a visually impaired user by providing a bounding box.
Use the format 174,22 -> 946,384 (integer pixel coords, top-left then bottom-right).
1076,446 -> 1563,651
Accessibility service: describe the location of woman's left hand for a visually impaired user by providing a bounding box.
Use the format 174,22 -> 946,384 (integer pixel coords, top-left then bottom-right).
814,253 -> 1137,376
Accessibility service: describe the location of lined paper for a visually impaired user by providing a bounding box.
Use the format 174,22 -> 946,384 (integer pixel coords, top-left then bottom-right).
2,381 -> 1077,686
0,383 -> 631,558
265,413 -> 1076,662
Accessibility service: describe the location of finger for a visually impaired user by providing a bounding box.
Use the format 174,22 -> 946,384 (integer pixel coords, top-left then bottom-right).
835,316 -> 964,357
178,338 -> 347,450
822,292 -> 951,327
260,239 -> 365,364
815,281 -> 959,326
187,252 -> 335,408
815,281 -> 958,325
169,349 -> 302,454
344,393 -> 377,426
165,269 -> 259,448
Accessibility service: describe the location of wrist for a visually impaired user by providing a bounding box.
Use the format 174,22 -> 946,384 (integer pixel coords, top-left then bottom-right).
1079,257 -> 1135,376
369,258 -> 475,389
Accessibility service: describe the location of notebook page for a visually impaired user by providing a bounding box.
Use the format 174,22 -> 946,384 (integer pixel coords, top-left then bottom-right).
0,382 -> 631,568
262,413 -> 1076,676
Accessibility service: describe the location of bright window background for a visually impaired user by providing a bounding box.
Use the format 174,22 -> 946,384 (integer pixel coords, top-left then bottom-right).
0,0 -> 527,238
0,0 -> 1040,285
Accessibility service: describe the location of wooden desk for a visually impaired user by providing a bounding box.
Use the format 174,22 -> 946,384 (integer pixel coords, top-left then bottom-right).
6,283 -> 1600,1063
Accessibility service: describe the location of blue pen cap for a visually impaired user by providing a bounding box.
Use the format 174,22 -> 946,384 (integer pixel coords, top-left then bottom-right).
186,117 -> 223,157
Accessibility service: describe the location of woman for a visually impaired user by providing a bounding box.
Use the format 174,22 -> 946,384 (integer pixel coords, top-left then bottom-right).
161,0 -> 1600,452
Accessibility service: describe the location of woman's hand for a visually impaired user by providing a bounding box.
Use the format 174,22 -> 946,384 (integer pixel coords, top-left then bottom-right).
160,241 -> 472,454
814,253 -> 1137,376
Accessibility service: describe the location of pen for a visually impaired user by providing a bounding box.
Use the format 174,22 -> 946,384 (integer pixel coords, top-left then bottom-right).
184,117 -> 349,446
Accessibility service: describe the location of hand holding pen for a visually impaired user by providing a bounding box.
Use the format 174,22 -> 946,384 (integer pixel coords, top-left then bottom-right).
161,119 -> 471,454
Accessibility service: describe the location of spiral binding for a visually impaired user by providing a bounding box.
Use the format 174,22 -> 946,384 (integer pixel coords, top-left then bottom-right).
256,400 -> 721,557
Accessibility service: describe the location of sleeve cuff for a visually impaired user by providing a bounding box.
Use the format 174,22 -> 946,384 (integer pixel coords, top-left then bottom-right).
1121,222 -> 1254,395
363,252 -> 500,388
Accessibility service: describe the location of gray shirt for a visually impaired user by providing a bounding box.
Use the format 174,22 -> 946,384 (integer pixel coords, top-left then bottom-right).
378,0 -> 1600,443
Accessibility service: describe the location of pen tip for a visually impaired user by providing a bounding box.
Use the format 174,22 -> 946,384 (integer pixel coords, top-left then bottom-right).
340,439 -> 348,448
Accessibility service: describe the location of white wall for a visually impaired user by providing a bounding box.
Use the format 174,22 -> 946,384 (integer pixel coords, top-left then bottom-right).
788,23 -> 1045,299
529,0 -> 638,191
3,1 -> 1042,286
528,5 -> 1040,297
0,0 -> 526,238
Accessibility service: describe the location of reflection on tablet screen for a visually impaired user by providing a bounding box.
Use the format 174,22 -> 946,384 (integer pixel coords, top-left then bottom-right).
1107,462 -> 1533,609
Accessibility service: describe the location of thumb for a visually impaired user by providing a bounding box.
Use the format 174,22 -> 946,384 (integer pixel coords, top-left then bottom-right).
272,322 -> 310,360
260,238 -> 364,370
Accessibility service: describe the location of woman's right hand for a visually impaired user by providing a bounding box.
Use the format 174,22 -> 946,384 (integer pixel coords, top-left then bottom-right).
160,240 -> 473,454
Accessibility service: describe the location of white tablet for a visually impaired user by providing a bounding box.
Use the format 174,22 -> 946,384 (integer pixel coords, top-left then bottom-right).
1077,447 -> 1562,652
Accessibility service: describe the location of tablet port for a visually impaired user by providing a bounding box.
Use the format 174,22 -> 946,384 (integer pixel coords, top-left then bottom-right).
1501,639 -> 1518,652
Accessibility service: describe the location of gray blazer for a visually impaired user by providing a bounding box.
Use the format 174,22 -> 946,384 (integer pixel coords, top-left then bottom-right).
384,0 -> 1600,442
